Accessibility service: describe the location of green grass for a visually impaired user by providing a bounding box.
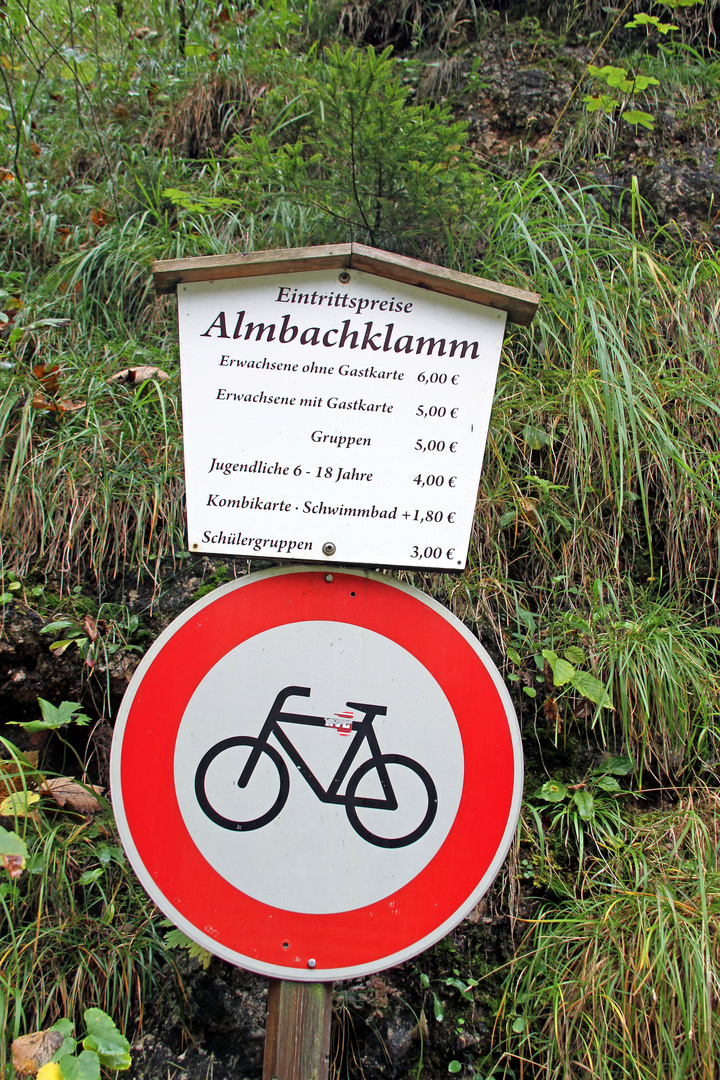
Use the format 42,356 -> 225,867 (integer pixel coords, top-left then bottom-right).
0,737 -> 181,1077
497,792 -> 720,1080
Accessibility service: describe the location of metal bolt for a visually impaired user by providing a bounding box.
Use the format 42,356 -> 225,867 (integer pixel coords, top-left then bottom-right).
308,958 -> 316,969
325,574 -> 333,583
338,271 -> 350,283
322,542 -> 336,557
192,543 -> 199,550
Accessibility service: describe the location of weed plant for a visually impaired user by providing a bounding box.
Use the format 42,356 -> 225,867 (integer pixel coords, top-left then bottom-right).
0,736 -> 180,1077
496,790 -> 720,1080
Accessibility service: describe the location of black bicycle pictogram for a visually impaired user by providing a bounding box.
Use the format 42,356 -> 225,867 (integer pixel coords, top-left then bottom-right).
194,685 -> 438,848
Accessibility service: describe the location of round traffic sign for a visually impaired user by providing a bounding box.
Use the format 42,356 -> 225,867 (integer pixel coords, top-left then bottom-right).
110,566 -> 522,981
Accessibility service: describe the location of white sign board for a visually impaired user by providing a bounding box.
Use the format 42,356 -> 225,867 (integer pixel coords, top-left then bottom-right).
178,268 -> 507,570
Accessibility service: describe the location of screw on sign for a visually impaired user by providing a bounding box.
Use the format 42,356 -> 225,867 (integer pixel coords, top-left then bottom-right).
110,566 -> 522,981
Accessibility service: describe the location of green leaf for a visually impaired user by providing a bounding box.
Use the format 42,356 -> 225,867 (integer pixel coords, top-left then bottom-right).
50,1019 -> 75,1038
449,1062 -> 462,1073
78,868 -> 103,886
623,109 -> 655,130
571,671 -> 613,708
583,93 -> 620,113
39,620 -> 76,634
573,790 -> 595,820
523,423 -> 549,450
0,790 -> 39,816
537,780 -> 569,803
0,826 -> 28,859
564,646 -> 586,665
499,510 -> 518,529
432,992 -> 444,1022
11,699 -> 92,733
551,658 -> 576,686
58,1050 -> 101,1080
601,756 -> 634,776
523,686 -> 537,699
163,928 -> 213,970
83,1009 -> 131,1068
50,1018 -> 77,1062
420,973 -> 430,989
506,647 -> 522,666
512,1016 -> 527,1033
541,648 -> 558,666
595,775 -> 621,792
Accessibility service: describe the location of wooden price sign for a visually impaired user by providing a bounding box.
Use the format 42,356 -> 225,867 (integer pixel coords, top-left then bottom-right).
153,244 -> 538,571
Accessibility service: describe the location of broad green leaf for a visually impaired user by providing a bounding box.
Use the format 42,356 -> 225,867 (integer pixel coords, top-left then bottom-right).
551,658 -> 576,686
595,775 -> 621,792
541,648 -> 558,666
420,973 -> 430,989
564,646 -> 586,665
573,790 -> 595,820
50,1018 -> 75,1040
537,780 -> 568,803
583,94 -> 619,113
571,671 -> 613,708
512,1016 -> 527,1033
78,868 -> 103,886
432,993 -> 444,1022
448,1062 -> 462,1073
58,1050 -> 100,1080
83,1009 -> 131,1069
623,109 -> 655,130
39,621 -> 75,634
0,826 -> 28,858
12,699 -> 92,733
499,510 -> 518,529
506,647 -> 522,665
601,756 -> 634,776
523,686 -> 537,699
523,423 -> 549,450
626,13 -> 677,32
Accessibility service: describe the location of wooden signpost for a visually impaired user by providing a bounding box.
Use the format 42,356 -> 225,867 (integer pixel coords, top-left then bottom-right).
111,244 -> 538,1080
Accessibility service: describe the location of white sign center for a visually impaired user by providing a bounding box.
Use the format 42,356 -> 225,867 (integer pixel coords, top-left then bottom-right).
174,621 -> 464,914
178,268 -> 507,570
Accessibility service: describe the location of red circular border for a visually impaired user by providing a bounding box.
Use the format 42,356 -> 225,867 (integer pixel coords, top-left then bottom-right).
117,570 -> 516,972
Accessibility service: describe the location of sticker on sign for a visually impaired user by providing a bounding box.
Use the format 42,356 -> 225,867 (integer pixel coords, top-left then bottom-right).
110,566 -> 523,981
177,269 -> 507,570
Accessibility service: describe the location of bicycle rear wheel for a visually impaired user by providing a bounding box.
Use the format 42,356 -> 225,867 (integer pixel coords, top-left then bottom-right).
345,754 -> 438,848
194,737 -> 289,832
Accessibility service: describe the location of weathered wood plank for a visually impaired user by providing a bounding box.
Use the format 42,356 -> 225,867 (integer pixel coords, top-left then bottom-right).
348,243 -> 539,326
263,979 -> 333,1080
152,245 -> 352,295
152,242 -> 539,325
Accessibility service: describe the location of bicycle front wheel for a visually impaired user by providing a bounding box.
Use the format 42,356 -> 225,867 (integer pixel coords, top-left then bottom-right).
194,737 -> 289,832
345,754 -> 438,848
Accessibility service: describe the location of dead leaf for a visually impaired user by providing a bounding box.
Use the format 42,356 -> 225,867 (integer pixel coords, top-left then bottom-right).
40,777 -> 103,815
31,393 -> 85,413
91,208 -> 112,227
130,25 -> 154,38
29,141 -> 41,158
12,1029 -> 63,1075
108,365 -> 169,386
544,697 -> 561,734
0,169 -> 14,182
83,614 -> 99,642
33,363 -> 60,394
3,853 -> 25,878
0,754 -> 39,801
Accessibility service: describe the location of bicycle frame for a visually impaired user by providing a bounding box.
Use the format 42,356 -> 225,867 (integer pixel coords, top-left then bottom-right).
239,686 -> 398,810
